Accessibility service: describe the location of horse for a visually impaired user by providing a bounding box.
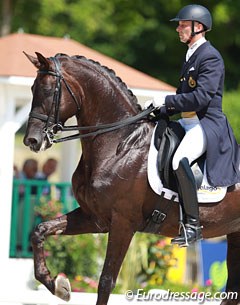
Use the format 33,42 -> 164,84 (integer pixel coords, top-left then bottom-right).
23,52 -> 240,305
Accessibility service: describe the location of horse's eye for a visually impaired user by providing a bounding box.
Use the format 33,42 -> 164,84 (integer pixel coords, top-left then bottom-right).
42,86 -> 54,95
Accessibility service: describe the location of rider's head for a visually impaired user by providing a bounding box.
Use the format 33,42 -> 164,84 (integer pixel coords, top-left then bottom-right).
170,4 -> 212,45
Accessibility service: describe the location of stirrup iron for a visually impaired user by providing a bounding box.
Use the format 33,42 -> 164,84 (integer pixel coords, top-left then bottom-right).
178,203 -> 189,247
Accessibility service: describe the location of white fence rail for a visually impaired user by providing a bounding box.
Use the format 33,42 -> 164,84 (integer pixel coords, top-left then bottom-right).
0,291 -> 133,305
0,290 -> 222,305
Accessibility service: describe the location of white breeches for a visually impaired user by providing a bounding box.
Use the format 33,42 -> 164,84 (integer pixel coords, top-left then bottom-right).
172,117 -> 207,171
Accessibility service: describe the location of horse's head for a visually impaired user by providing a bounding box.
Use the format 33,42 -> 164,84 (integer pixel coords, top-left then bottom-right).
23,52 -> 82,152
23,52 -> 144,152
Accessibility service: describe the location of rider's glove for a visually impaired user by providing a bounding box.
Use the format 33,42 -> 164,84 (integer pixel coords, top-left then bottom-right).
144,96 -> 167,110
153,96 -> 167,108
156,105 -> 167,115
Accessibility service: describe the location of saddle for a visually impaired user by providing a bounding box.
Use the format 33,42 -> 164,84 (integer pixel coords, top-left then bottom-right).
144,117 -> 226,234
154,117 -> 204,192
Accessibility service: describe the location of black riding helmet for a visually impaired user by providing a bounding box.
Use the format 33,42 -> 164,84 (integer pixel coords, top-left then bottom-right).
171,4 -> 212,38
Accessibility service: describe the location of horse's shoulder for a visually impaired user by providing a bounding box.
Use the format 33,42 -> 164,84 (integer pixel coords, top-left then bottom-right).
116,123 -> 153,155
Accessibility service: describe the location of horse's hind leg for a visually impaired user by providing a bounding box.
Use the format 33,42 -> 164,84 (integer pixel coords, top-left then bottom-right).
96,212 -> 135,305
31,207 -> 107,301
222,232 -> 240,305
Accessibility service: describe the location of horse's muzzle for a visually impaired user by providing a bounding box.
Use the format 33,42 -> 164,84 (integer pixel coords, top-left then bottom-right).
23,131 -> 51,152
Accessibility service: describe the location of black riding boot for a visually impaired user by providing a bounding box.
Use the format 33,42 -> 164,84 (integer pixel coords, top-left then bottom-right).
171,158 -> 202,246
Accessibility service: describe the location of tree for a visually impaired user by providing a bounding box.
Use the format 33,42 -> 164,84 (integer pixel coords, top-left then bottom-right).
3,0 -> 240,89
1,0 -> 12,36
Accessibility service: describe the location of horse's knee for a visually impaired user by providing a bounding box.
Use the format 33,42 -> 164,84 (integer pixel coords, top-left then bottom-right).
31,222 -> 47,245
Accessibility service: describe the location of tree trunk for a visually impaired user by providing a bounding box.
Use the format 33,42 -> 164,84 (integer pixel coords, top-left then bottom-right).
1,0 -> 12,36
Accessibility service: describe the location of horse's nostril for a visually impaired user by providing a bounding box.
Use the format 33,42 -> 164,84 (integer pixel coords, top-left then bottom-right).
24,137 -> 38,147
29,138 -> 38,145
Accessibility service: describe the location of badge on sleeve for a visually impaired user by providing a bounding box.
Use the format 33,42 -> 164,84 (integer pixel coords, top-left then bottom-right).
188,76 -> 196,88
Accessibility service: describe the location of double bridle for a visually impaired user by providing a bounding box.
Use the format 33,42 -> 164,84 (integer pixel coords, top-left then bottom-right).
29,56 -> 154,144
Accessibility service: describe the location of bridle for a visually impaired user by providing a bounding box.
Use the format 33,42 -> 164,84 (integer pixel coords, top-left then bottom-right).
29,56 -> 155,144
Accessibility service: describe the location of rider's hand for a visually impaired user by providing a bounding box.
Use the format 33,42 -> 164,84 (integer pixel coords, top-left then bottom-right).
156,105 -> 167,115
153,96 -> 167,107
152,105 -> 169,120
144,96 -> 167,110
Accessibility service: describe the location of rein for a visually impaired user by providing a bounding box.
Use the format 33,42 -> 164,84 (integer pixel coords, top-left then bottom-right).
29,56 -> 155,144
54,107 -> 154,143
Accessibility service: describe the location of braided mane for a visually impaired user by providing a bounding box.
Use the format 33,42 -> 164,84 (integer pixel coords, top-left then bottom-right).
54,53 -> 141,110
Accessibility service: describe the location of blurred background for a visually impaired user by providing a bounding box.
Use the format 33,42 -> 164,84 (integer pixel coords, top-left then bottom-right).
0,0 -> 237,302
2,0 -> 240,91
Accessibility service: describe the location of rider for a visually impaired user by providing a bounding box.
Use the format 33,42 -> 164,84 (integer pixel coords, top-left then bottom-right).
150,4 -> 240,246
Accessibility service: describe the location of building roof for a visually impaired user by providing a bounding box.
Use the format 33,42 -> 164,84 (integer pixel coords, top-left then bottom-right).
0,32 -> 175,91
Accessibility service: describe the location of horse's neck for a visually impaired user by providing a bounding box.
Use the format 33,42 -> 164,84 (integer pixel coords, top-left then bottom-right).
80,120 -> 135,157
78,101 -> 140,169
72,59 -> 141,161
79,95 -> 138,127
73,60 -> 139,126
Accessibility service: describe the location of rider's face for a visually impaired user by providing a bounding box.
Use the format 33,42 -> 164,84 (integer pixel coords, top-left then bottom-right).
176,21 -> 192,43
176,21 -> 203,45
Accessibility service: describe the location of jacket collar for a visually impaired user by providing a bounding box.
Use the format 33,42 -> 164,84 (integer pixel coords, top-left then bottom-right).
180,41 -> 210,75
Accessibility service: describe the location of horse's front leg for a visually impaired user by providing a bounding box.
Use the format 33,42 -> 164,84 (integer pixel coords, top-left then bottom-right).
31,207 -> 108,301
96,211 -> 135,305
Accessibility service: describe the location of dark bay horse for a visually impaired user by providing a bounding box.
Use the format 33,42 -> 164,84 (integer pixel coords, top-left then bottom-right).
23,52 -> 240,305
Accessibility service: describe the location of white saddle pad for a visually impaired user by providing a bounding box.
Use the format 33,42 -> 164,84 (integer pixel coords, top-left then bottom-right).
147,126 -> 227,203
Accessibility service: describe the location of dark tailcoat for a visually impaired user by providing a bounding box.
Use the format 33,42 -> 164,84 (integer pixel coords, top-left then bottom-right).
165,41 -> 240,186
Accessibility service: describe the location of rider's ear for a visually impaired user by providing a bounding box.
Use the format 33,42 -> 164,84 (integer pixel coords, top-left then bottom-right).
23,51 -> 50,71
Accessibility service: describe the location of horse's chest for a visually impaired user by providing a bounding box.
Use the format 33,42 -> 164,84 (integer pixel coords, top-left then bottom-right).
73,168 -> 113,213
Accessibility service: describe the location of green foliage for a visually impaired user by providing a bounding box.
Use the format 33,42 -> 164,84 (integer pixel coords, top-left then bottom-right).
137,235 -> 176,287
223,90 -> 240,143
35,198 -> 63,220
34,198 -> 178,293
34,198 -> 223,294
44,234 -> 106,285
119,234 -> 219,295
143,279 -> 219,296
34,198 -> 107,292
3,0 -> 240,89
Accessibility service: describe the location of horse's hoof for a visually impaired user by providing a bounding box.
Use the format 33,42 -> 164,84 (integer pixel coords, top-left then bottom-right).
54,274 -> 71,301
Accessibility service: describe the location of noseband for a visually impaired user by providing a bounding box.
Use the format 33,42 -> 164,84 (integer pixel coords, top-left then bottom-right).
29,56 -> 154,143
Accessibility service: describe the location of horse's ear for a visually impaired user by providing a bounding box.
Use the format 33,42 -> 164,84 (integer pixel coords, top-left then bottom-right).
23,51 -> 50,70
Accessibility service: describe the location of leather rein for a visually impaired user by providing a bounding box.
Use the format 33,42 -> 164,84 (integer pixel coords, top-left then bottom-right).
29,56 -> 154,144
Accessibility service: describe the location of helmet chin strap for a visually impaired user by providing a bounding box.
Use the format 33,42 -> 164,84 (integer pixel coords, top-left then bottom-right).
186,21 -> 205,45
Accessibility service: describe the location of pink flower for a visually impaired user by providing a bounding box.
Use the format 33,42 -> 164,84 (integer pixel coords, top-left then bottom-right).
156,240 -> 166,247
191,287 -> 198,293
205,279 -> 212,286
73,287 -> 85,292
89,280 -> 98,289
141,282 -> 147,288
83,276 -> 91,283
